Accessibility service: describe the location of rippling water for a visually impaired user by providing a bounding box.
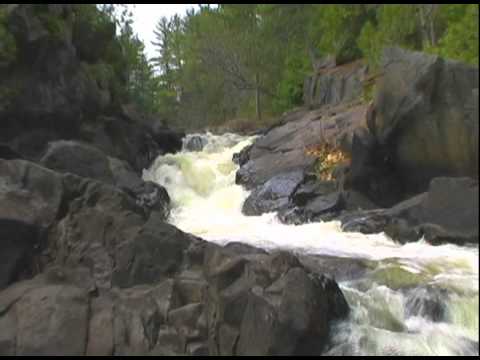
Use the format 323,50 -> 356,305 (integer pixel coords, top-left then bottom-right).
144,132 -> 479,356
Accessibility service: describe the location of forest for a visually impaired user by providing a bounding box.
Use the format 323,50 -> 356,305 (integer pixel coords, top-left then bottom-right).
1,4 -> 478,129
128,4 -> 479,129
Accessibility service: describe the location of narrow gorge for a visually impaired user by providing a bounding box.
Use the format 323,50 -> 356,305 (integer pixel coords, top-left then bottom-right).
0,4 -> 478,357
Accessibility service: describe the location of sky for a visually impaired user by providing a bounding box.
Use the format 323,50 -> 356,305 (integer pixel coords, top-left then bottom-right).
127,4 -> 198,61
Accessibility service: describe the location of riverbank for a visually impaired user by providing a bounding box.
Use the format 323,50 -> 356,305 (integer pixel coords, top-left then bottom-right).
0,5 -> 478,355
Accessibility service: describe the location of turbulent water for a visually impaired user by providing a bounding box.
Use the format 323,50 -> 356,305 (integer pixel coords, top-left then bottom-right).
144,132 -> 479,356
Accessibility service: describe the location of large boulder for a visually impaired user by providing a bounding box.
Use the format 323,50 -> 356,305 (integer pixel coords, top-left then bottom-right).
78,115 -> 161,173
341,177 -> 479,245
0,159 -> 65,288
370,47 -> 479,193
205,249 -> 349,355
40,140 -> 114,184
242,171 -> 304,216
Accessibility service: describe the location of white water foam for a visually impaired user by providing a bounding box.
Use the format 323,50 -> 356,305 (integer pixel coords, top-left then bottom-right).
144,132 -> 479,356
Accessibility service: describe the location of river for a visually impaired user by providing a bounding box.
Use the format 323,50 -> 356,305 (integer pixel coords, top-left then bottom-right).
143,132 -> 479,356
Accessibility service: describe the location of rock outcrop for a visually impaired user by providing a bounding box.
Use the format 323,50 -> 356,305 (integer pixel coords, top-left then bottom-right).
367,47 -> 479,194
303,59 -> 367,109
0,5 -> 184,172
236,102 -> 368,190
40,140 -> 115,184
341,177 -> 479,245
0,158 -> 350,356
236,47 -> 479,244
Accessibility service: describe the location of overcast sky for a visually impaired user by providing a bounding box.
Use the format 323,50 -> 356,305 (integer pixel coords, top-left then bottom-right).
127,4 -> 198,61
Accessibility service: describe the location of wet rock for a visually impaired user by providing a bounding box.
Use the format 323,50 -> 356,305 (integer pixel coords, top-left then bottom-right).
232,144 -> 253,166
298,254 -> 373,282
184,135 -> 208,152
340,176 -> 479,246
150,120 -> 184,154
292,179 -> 336,207
108,157 -> 170,219
404,286 -> 448,322
242,171 -> 304,216
305,192 -> 345,219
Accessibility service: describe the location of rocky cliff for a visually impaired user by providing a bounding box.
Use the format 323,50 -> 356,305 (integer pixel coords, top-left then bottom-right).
236,47 -> 479,245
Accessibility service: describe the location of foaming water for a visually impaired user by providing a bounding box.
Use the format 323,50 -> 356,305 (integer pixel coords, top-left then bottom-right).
144,132 -> 479,356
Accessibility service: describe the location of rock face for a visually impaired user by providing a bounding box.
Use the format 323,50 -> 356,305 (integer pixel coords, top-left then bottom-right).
0,5 -> 184,172
236,102 -> 368,190
236,47 -> 479,234
369,47 -> 479,193
0,158 -> 350,355
303,60 -> 367,109
40,140 -> 114,184
341,177 -> 479,245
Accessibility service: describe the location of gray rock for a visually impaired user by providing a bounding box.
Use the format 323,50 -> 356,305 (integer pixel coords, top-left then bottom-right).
15,284 -> 89,356
108,157 -> 171,219
184,135 -> 208,152
404,286 -> 448,322
341,177 -> 479,245
371,47 -> 479,193
236,102 -> 368,190
242,171 -> 304,216
304,59 -> 367,109
40,140 -> 114,184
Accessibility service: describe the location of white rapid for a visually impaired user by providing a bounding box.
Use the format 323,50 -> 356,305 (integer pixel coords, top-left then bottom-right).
144,132 -> 479,356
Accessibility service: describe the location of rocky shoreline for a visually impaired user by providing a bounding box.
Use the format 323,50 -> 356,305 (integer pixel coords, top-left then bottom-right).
235,47 -> 479,247
0,5 -> 350,356
0,5 -> 478,356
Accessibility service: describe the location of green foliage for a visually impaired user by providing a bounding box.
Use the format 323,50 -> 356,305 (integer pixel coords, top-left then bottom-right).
435,4 -> 479,65
86,62 -> 115,90
2,4 -> 479,130
308,5 -> 368,64
147,4 -> 478,130
358,5 -> 420,68
273,53 -> 310,113
358,5 -> 478,67
357,21 -> 383,68
37,12 -> 67,39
